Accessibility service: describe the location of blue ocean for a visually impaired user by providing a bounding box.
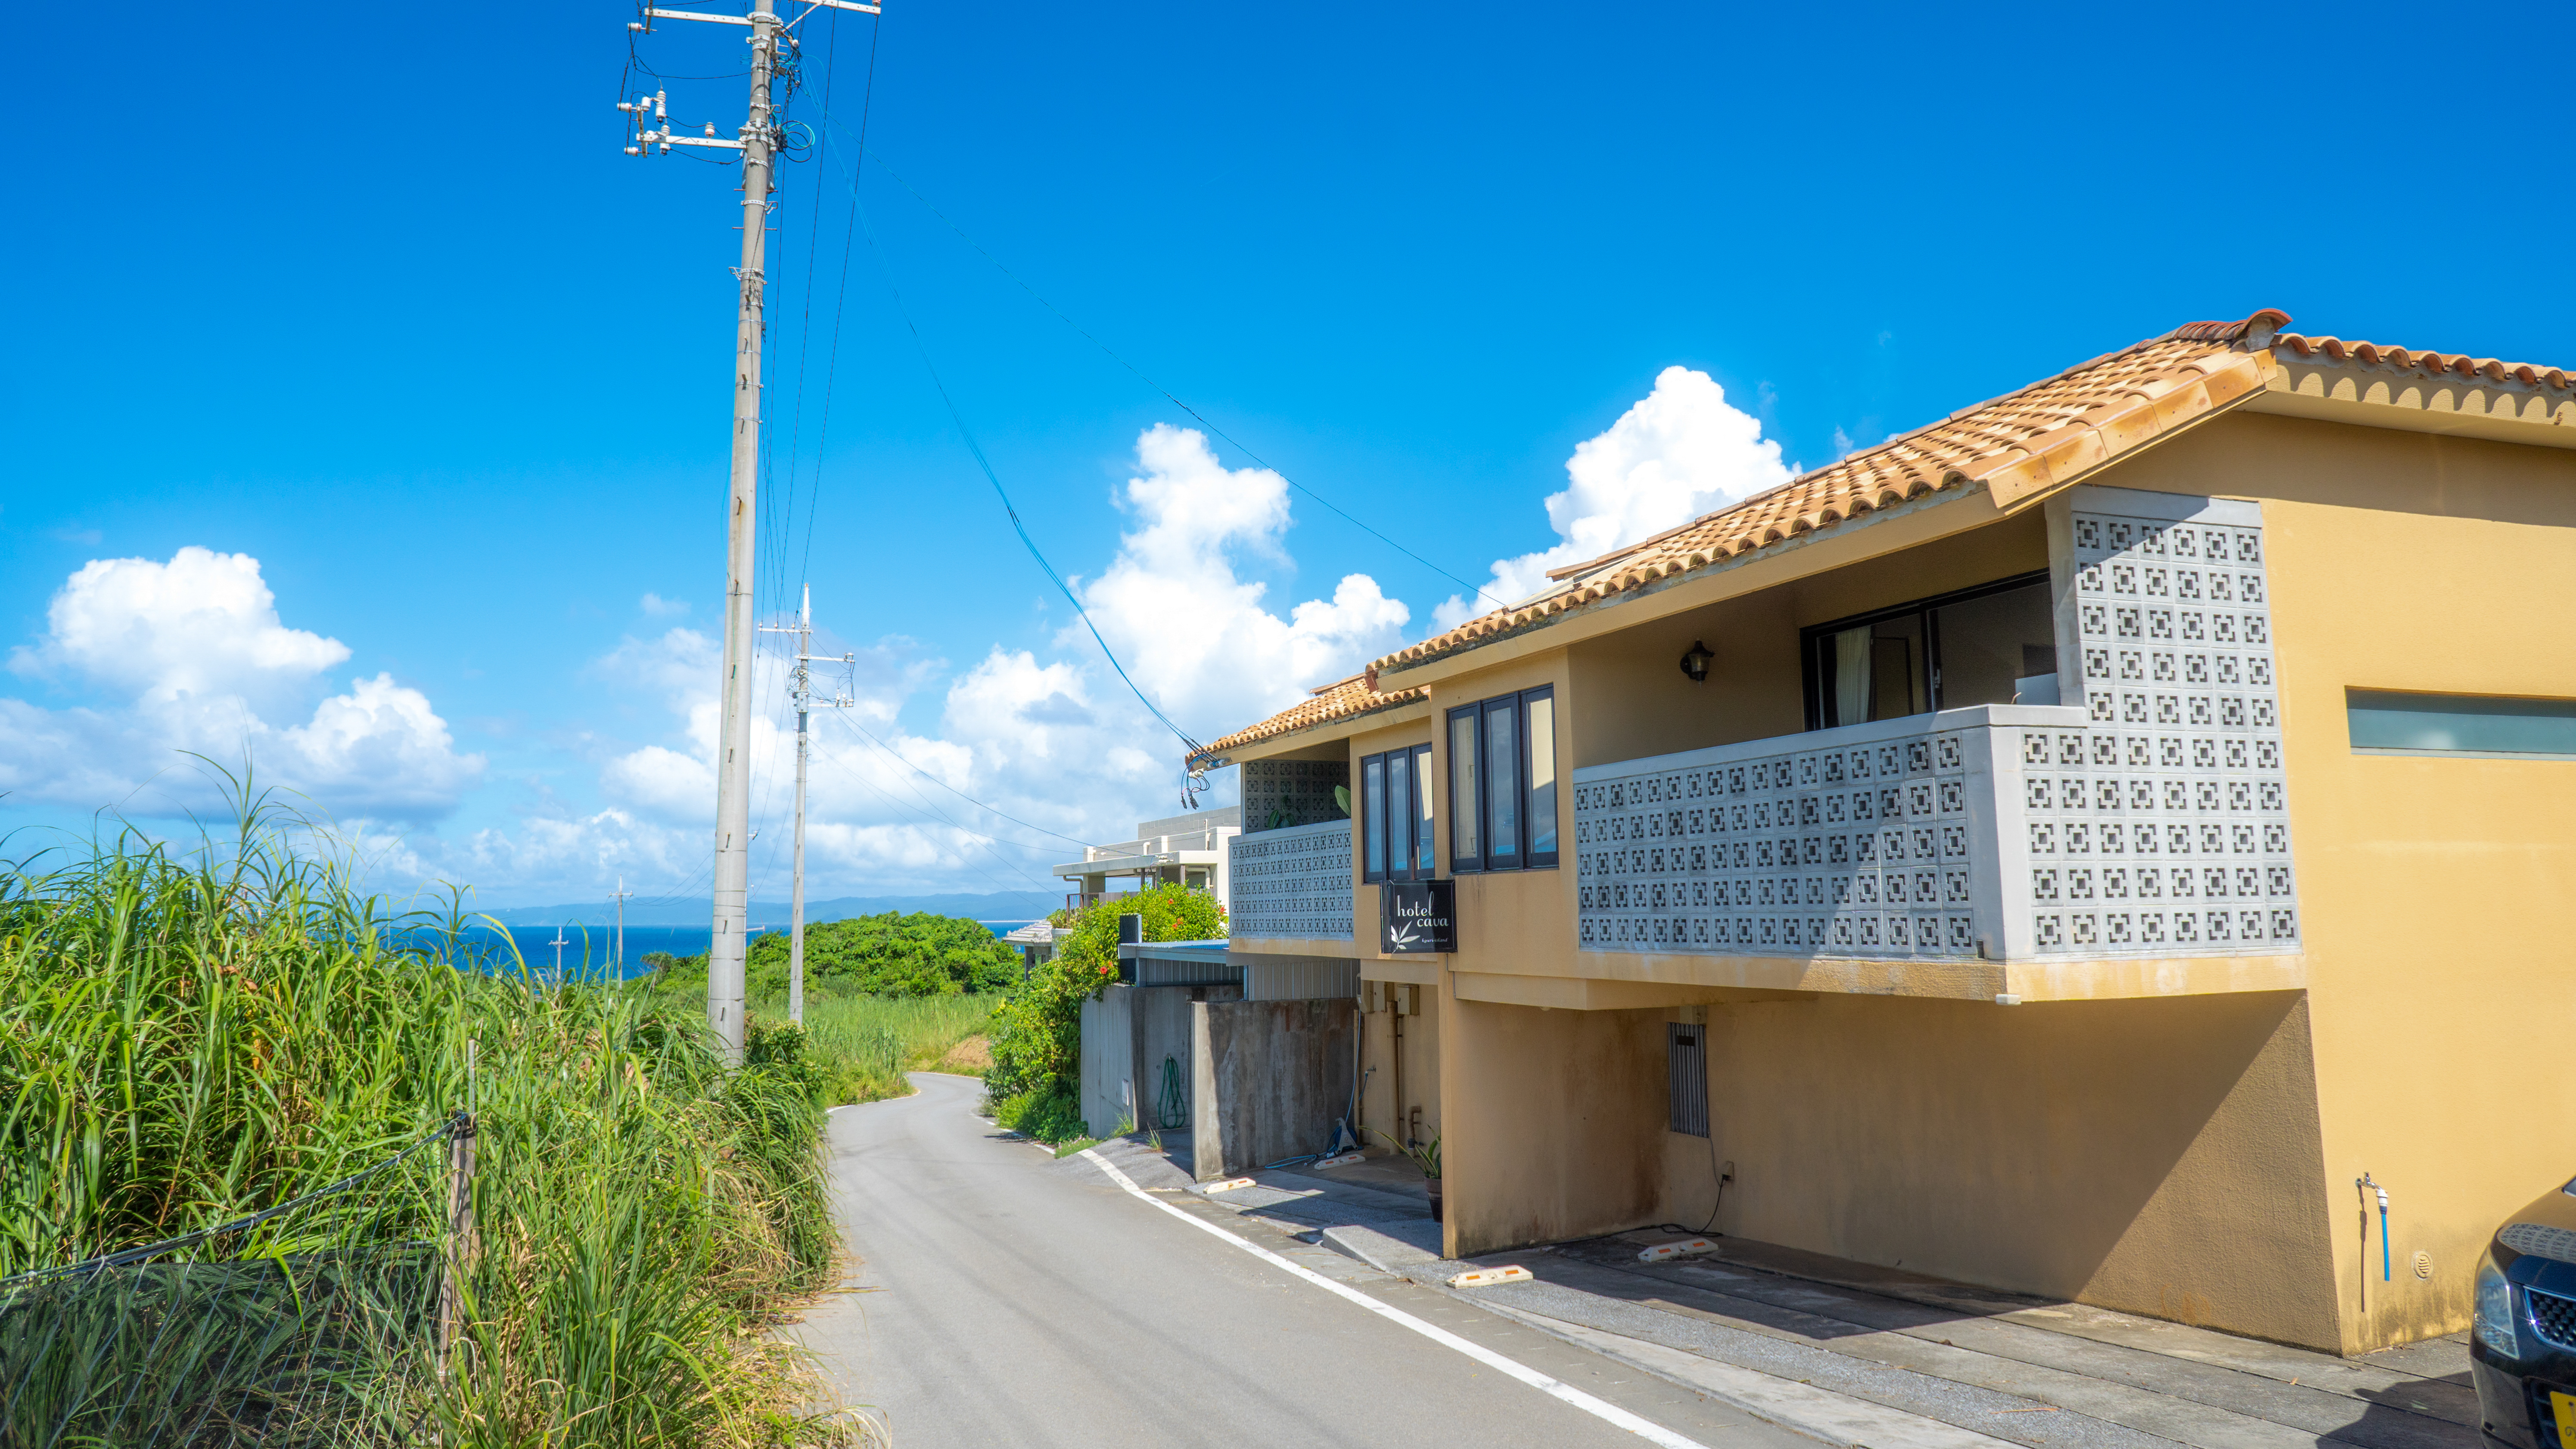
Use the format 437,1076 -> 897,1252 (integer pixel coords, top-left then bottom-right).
442,921 -> 1040,982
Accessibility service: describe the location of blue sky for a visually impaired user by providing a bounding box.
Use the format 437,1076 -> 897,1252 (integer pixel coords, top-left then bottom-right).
4,1 -> 2568,910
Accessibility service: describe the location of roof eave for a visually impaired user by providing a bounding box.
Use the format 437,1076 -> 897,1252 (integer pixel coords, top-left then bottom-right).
1187,689 -> 1435,771
2248,347 -> 2576,448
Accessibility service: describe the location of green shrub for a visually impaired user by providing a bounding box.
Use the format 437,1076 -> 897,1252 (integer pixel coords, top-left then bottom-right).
982,883 -> 1221,1138
990,1087 -> 1084,1144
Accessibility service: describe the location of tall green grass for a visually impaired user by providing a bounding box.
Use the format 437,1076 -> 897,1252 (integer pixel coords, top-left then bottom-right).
0,800 -> 861,1446
649,987 -> 998,1107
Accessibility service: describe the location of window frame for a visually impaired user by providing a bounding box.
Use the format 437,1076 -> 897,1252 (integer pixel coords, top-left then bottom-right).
1359,742 -> 1436,883
1446,684 -> 1560,875
1798,569 -> 2051,731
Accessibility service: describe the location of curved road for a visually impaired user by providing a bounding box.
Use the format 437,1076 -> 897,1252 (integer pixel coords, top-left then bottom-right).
790,1072 -> 1809,1449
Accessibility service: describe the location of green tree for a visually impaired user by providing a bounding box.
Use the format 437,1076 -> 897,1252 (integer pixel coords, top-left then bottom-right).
983,883 -> 1224,1139
658,911 -> 1022,999
743,911 -> 1019,997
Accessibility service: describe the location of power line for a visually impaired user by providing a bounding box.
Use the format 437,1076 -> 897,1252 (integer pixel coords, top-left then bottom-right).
797,14 -> 882,591
843,193 -> 1208,759
805,113 -> 1513,616
803,733 -> 1059,892
823,707 -> 1097,851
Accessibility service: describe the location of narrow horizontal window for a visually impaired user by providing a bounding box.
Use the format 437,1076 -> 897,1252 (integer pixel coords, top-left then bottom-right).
2347,690 -> 2576,759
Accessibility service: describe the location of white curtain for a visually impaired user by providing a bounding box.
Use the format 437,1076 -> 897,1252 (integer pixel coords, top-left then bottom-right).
1833,626 -> 1872,726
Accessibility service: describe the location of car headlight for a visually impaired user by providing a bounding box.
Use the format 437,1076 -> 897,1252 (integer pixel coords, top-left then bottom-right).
2478,1256 -> 2520,1358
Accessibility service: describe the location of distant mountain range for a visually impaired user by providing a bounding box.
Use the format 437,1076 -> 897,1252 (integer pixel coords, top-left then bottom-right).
480,890 -> 1062,927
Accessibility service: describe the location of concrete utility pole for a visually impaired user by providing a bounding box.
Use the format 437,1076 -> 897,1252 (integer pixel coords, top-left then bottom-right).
618,0 -> 880,1060
760,585 -> 857,1024
612,877 -> 632,977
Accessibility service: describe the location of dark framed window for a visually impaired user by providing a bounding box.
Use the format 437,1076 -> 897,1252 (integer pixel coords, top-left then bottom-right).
1360,743 -> 1435,883
1448,685 -> 1559,874
1799,571 -> 2056,731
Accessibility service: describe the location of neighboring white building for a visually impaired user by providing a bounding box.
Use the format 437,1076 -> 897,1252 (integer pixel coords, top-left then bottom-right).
1052,807 -> 1240,914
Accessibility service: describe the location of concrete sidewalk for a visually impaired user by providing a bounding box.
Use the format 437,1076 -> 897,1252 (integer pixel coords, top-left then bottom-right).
1114,1139 -> 2477,1449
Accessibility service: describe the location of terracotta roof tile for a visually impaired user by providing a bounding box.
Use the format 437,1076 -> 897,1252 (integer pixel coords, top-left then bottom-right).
1374,310 -> 2296,674
1190,671 -> 1428,768
1195,311 -> 2576,763
2275,333 -> 2574,392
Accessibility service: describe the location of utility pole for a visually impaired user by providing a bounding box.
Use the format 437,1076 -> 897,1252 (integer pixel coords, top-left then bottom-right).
759,584 -> 857,1024
618,0 -> 881,1060
612,877 -> 633,977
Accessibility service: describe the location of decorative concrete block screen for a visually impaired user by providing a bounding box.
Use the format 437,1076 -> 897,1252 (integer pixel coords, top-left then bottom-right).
2050,491 -> 2297,955
1228,819 -> 1353,940
1237,758 -> 1349,833
1570,489 -> 2297,964
1573,715 -> 2005,959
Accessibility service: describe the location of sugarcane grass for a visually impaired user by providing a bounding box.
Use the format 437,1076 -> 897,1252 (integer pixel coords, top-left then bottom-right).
0,792 -> 862,1446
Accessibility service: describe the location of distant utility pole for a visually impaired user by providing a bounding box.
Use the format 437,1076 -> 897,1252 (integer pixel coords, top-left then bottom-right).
612,877 -> 633,977
618,0 -> 881,1060
759,585 -> 857,1024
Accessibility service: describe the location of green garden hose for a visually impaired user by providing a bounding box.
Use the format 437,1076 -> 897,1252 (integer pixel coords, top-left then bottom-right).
1156,1054 -> 1188,1130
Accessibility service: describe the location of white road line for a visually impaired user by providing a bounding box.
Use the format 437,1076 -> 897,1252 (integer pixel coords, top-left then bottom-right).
1080,1149 -> 1711,1449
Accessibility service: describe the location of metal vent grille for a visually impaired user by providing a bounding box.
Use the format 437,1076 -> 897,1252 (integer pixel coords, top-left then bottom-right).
1668,1024 -> 1709,1137
2531,1288 -> 2576,1351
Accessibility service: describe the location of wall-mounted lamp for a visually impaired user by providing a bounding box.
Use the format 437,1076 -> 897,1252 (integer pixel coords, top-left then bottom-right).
1678,640 -> 1715,683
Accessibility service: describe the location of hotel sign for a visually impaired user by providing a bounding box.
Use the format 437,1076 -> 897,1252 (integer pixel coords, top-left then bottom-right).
1380,879 -> 1456,955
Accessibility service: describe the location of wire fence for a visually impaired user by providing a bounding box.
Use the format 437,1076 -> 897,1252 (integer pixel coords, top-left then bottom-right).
0,1112 -> 472,1449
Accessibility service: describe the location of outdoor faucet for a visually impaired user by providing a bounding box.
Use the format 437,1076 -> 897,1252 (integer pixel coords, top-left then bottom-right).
2357,1172 -> 2390,1282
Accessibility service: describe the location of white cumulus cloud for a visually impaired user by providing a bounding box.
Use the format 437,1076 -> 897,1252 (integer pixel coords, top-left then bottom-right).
1077,424 -> 1411,729
1436,366 -> 1796,629
546,424 -> 1414,904
0,547 -> 482,819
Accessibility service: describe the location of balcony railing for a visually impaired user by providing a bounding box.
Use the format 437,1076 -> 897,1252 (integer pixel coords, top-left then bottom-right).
1227,818 -> 1354,941
1572,703 -> 2300,964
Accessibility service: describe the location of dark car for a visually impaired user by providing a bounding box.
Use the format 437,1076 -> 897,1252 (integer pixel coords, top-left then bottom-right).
2475,1177 -> 2576,1449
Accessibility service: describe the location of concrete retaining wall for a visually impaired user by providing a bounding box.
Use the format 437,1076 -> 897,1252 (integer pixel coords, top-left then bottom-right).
1190,998 -> 1358,1180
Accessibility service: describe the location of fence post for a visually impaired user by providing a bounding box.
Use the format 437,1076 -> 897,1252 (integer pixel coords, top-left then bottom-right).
438,1110 -> 479,1386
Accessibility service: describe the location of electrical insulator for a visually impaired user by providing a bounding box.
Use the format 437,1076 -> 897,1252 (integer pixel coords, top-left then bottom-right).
625,145 -> 641,155
704,123 -> 716,137
617,101 -> 634,112
654,91 -> 667,118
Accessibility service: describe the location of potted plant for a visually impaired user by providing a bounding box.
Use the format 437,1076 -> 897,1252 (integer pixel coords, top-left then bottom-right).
1377,1130 -> 1443,1221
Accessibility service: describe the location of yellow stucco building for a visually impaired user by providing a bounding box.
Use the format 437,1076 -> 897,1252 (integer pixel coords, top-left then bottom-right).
1199,310 -> 2576,1355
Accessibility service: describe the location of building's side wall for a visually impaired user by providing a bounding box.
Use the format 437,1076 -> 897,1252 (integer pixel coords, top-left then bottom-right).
1703,989 -> 2340,1346
1435,979 -> 2343,1349
1440,989 -> 1672,1258
2105,410 -> 2576,1351
1190,998 -> 1358,1179
1355,985 -> 1442,1159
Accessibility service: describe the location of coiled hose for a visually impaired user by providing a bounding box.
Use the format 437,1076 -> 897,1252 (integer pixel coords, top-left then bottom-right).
1156,1054 -> 1188,1129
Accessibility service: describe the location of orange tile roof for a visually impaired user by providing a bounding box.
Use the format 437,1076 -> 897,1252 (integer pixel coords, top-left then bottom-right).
2274,332 -> 2574,391
1374,310 -> 2300,674
1189,670 -> 1428,768
1195,309 -> 2576,765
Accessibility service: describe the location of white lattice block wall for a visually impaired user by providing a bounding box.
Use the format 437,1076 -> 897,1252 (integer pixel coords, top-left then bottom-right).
1238,759 -> 1350,833
1572,715 -> 2008,961
1228,819 -> 1354,940
1569,488 -> 2304,967
2031,491 -> 2299,956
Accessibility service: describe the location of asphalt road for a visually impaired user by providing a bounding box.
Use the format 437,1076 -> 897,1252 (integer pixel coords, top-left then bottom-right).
790,1072 -> 1816,1449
